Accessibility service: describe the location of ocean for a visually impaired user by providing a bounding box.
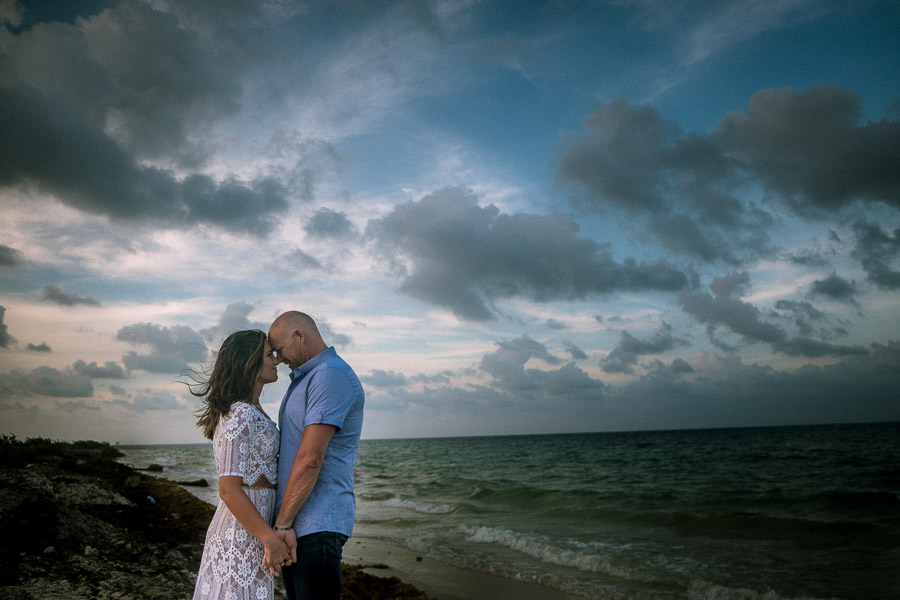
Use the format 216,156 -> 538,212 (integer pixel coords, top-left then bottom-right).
120,422 -> 899,600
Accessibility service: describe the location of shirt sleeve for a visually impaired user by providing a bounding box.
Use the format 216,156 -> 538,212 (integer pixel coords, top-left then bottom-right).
303,367 -> 357,430
213,403 -> 254,479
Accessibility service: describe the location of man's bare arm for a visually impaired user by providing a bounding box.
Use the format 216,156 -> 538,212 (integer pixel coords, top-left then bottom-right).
273,423 -> 337,529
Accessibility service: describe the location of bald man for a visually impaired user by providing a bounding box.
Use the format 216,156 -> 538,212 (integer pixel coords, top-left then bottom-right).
267,311 -> 365,600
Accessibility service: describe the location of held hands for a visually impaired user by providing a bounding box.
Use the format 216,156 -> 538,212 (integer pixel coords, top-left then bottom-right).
262,528 -> 297,577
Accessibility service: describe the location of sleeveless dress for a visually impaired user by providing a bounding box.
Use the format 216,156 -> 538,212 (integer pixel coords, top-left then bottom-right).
193,402 -> 279,600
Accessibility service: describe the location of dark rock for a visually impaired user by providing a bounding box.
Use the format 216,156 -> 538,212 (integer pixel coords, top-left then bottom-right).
0,439 -> 430,600
177,478 -> 209,487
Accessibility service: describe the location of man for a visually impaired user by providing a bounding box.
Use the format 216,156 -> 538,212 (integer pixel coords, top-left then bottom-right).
267,311 -> 365,600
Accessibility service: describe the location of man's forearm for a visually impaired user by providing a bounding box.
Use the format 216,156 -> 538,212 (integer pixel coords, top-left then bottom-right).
274,460 -> 322,528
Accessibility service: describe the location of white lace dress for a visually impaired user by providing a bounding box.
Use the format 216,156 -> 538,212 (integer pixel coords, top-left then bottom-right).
193,402 -> 279,600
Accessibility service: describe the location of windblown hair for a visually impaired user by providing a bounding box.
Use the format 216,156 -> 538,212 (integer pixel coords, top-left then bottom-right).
191,330 -> 267,440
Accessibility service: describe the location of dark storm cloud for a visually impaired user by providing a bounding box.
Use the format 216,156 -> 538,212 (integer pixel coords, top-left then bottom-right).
304,208 -> 358,240
0,0 -> 243,165
367,186 -> 689,320
852,221 -> 900,290
563,341 -> 588,360
0,244 -> 25,267
285,249 -> 325,271
116,323 -> 207,373
72,360 -> 127,379
0,1 -> 289,236
362,369 -> 409,388
717,85 -> 900,212
774,299 -> 827,337
613,342 -> 900,429
479,336 -> 607,404
682,271 -> 870,358
600,321 -> 688,374
0,366 -> 93,399
0,306 -> 14,348
555,98 -> 766,264
27,342 -> 51,352
680,284 -> 787,346
772,337 -> 868,358
808,274 -> 859,305
41,284 -> 101,307
556,85 -> 900,263
198,302 -> 269,343
0,87 -> 287,235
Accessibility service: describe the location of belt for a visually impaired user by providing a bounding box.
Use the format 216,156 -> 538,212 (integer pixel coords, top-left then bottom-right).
242,480 -> 277,490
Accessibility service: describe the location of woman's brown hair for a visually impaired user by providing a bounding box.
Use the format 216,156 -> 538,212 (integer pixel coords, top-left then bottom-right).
191,330 -> 267,440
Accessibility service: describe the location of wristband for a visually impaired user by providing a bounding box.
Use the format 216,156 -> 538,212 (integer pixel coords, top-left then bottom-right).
273,525 -> 293,531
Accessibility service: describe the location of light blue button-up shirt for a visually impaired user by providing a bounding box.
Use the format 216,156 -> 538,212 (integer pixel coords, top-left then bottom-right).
276,347 -> 365,538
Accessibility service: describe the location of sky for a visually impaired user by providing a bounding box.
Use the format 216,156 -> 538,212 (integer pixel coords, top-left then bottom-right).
1,0 -> 899,444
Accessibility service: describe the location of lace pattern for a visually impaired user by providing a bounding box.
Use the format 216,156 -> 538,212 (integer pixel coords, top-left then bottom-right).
193,403 -> 279,600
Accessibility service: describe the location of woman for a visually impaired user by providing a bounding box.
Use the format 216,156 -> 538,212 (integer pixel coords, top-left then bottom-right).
190,330 -> 296,600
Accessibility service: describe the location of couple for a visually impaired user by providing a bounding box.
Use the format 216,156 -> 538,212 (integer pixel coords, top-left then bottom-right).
190,311 -> 365,600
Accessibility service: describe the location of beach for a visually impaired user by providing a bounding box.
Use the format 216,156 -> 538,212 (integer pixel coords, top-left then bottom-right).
6,424 -> 897,600
344,536 -> 581,600
0,438 -> 429,600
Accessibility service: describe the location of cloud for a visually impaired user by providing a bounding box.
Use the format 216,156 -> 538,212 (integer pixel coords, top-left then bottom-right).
0,0 -> 244,165
304,208 -> 358,240
0,306 -> 14,348
612,342 -> 900,429
600,321 -> 688,374
545,319 -> 568,330
680,287 -> 787,346
362,369 -> 408,388
284,249 -> 325,271
682,271 -> 870,358
198,302 -> 269,344
563,341 -> 587,360
0,88 -> 287,234
367,186 -> 689,320
27,342 -> 51,352
72,360 -> 127,379
0,244 -> 25,266
0,366 -> 93,398
41,284 -> 101,307
717,85 -> 900,212
113,389 -> 185,412
772,337 -> 868,358
808,274 -> 859,306
0,2 -> 289,237
556,85 -> 900,263
55,399 -> 102,412
774,299 -> 826,337
314,319 -> 352,348
680,0 -> 825,66
116,323 -> 207,373
852,221 -> 900,290
555,98 -> 770,263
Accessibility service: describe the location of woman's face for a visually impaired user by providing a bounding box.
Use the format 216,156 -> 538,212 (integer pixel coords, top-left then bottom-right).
257,340 -> 279,385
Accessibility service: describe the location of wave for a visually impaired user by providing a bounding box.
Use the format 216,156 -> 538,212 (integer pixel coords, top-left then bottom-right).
461,525 -> 654,582
382,496 -> 455,514
687,579 -> 840,600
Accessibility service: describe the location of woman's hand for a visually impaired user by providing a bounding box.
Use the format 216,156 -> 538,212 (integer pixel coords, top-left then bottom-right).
262,528 -> 297,576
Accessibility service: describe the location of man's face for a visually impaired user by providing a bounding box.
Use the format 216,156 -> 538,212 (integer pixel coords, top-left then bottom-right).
268,326 -> 303,370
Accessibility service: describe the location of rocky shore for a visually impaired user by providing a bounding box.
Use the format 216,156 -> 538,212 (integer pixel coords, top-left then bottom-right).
0,437 -> 427,600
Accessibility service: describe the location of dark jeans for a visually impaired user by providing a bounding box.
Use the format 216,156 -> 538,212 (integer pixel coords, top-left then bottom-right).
283,531 -> 348,600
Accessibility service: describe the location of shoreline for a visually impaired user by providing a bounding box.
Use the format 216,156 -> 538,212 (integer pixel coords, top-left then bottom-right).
344,535 -> 584,600
0,438 -> 431,600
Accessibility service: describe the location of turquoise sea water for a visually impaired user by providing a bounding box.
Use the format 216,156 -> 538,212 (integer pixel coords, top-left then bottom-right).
121,422 -> 900,600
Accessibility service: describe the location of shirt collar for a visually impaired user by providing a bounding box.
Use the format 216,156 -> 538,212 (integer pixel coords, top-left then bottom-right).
289,346 -> 336,381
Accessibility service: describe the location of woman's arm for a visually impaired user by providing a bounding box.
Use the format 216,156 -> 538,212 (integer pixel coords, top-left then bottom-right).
218,476 -> 295,575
